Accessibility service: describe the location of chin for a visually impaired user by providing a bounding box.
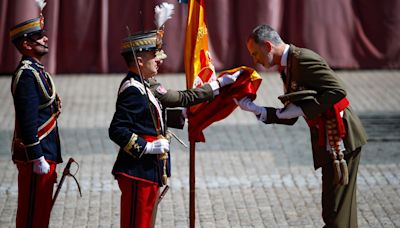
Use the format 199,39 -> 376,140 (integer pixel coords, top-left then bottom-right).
262,64 -> 270,69
147,72 -> 157,78
37,51 -> 48,57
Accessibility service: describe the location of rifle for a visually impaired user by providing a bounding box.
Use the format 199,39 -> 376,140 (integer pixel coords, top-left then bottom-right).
51,157 -> 82,209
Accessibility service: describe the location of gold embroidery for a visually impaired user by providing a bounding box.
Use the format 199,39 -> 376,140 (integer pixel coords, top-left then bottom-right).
196,27 -> 208,42
123,134 -> 140,158
133,143 -> 142,151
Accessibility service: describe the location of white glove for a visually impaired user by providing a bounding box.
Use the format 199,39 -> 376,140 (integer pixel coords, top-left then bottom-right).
234,97 -> 267,121
276,103 -> 304,119
144,138 -> 170,154
33,156 -> 50,174
217,70 -> 243,87
182,107 -> 188,119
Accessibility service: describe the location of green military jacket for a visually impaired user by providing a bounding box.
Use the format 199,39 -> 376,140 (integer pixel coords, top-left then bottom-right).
148,78 -> 214,107
264,45 -> 368,169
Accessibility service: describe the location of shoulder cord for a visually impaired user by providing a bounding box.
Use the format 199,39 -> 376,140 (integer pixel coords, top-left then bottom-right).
118,77 -> 164,133
12,60 -> 56,109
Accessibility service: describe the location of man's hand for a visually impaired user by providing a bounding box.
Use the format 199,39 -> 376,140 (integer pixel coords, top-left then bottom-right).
33,156 -> 50,174
144,138 -> 170,154
218,70 -> 243,87
276,103 -> 304,119
234,97 -> 267,121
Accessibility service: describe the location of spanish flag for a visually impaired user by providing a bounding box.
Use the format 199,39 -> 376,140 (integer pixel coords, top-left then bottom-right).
189,67 -> 262,142
184,0 -> 262,142
184,0 -> 215,95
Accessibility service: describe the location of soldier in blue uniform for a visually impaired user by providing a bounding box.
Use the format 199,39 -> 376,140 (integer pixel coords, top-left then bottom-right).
10,3 -> 62,227
109,28 -> 241,227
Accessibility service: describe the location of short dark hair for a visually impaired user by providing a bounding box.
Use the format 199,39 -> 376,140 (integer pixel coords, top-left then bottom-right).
121,52 -> 135,66
248,25 -> 283,45
121,50 -> 152,67
12,37 -> 27,53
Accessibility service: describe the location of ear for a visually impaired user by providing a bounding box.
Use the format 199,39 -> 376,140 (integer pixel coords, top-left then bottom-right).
263,41 -> 272,52
21,40 -> 32,51
136,56 -> 144,67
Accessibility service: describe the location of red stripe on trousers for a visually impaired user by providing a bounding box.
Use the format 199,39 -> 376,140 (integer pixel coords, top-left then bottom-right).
117,175 -> 158,228
16,162 -> 57,228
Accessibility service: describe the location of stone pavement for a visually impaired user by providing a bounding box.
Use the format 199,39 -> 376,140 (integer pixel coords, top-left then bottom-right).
1,70 -> 400,228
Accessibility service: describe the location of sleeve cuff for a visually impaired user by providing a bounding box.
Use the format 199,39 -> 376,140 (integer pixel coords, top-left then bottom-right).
123,133 -> 147,159
209,81 -> 220,96
26,143 -> 43,160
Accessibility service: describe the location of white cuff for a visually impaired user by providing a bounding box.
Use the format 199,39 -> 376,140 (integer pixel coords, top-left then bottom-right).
276,104 -> 304,119
209,81 -> 220,96
257,108 -> 267,122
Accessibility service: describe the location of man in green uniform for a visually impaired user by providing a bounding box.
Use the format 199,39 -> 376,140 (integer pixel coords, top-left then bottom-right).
235,25 -> 367,227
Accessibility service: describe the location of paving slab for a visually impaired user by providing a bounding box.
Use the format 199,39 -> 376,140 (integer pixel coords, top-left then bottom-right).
0,70 -> 400,227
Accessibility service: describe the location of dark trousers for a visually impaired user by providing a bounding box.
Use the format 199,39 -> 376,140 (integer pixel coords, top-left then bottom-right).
322,148 -> 361,228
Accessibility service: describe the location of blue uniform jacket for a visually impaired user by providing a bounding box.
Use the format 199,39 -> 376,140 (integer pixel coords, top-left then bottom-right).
11,56 -> 62,163
109,72 -> 166,185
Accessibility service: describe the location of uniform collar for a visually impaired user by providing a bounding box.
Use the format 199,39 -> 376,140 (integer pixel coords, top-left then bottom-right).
35,62 -> 44,69
128,71 -> 140,79
129,71 -> 155,88
280,44 -> 290,67
127,71 -> 151,87
22,56 -> 44,69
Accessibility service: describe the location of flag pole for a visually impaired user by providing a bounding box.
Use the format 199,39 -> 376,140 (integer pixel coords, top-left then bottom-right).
189,139 -> 196,228
183,0 -> 206,226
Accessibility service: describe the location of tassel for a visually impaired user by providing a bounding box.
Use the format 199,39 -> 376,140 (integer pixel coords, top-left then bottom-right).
158,135 -> 169,185
339,159 -> 349,185
161,154 -> 168,185
338,151 -> 349,185
333,160 -> 341,185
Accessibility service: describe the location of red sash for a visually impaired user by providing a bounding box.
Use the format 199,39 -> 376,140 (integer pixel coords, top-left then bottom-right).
306,97 -> 349,146
140,135 -> 158,142
38,113 -> 58,140
14,112 -> 58,144
12,113 -> 59,162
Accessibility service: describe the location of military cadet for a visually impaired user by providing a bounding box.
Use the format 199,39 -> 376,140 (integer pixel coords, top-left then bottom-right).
9,1 -> 63,227
109,25 -> 241,227
235,25 -> 367,227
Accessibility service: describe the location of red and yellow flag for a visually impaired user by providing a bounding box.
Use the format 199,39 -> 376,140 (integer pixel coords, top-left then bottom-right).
189,67 -> 262,142
184,0 -> 215,96
184,0 -> 262,142
184,0 -> 217,117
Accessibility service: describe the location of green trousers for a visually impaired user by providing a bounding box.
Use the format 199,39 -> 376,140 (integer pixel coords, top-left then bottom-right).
321,148 -> 361,228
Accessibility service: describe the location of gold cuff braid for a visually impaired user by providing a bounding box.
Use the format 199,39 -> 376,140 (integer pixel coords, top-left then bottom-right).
123,134 -> 141,158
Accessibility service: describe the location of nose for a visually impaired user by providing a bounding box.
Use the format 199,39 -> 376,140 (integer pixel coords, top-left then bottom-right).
252,57 -> 258,65
156,58 -> 163,65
